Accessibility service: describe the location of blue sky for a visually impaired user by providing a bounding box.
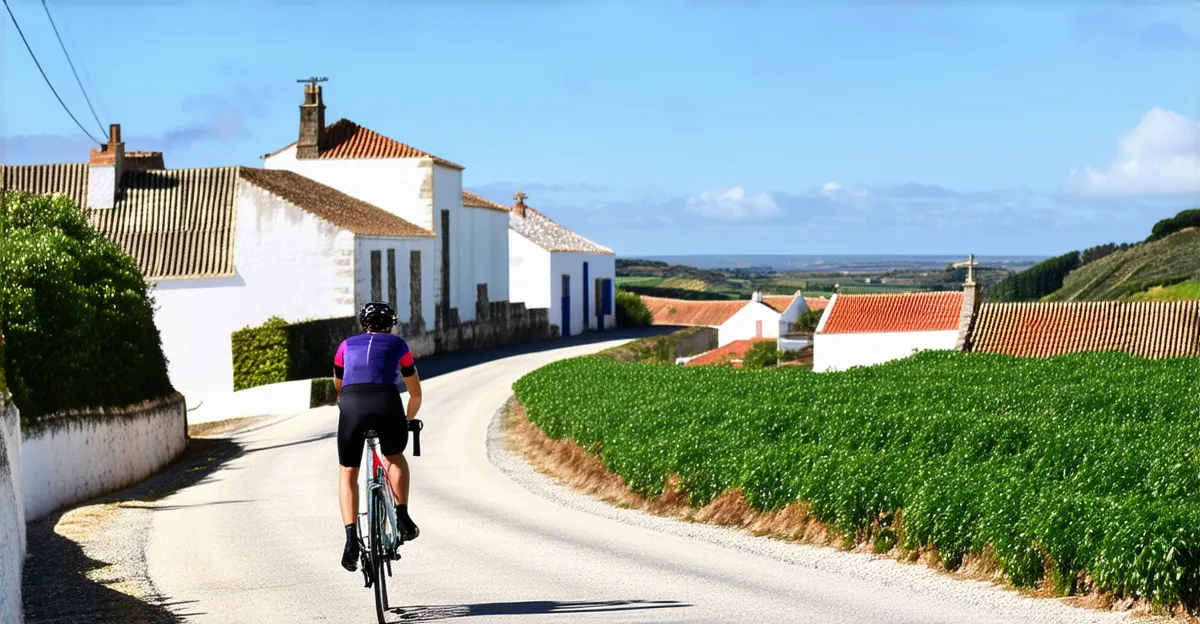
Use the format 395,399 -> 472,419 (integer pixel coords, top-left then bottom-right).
3,0 -> 1198,256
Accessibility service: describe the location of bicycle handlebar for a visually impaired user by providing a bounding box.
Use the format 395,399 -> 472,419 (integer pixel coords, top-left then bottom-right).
407,419 -> 423,457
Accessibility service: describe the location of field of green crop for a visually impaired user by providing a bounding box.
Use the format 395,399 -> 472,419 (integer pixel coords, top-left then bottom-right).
513,351 -> 1200,608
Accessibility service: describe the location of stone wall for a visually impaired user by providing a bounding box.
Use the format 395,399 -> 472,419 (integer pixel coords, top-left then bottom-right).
21,393 -> 188,522
400,283 -> 557,357
0,400 -> 24,624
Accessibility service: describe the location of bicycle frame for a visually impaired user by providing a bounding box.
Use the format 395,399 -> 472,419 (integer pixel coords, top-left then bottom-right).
359,433 -> 401,558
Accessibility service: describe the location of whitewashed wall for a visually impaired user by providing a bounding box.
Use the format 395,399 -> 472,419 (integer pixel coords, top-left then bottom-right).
777,294 -> 812,336
549,251 -> 617,336
0,400 -> 23,624
265,148 -> 436,231
154,182 -> 360,409
812,330 -> 959,373
431,165 -> 469,321
508,232 -> 551,310
353,236 -> 436,328
463,206 -> 510,304
21,394 -> 187,522
718,302 -> 782,346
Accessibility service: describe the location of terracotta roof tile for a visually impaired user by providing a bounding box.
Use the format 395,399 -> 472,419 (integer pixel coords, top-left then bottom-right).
640,297 -> 748,327
3,163 -> 239,280
240,168 -> 433,238
265,119 -> 464,169
510,204 -> 613,254
461,190 -> 509,213
686,338 -> 772,367
970,300 -> 1200,359
819,292 -> 964,334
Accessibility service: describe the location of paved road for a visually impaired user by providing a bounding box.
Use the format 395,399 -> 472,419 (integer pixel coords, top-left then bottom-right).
144,338 -> 1130,624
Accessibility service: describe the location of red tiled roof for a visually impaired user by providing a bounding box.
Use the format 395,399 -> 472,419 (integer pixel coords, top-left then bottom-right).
461,190 -> 509,213
970,300 -> 1200,359
265,119 -> 464,169
819,292 -> 964,334
641,297 -> 749,327
761,295 -> 830,314
807,297 -> 830,312
685,338 -> 772,367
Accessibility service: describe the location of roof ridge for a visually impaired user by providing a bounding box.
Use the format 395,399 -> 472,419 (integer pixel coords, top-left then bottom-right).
515,202 -> 614,254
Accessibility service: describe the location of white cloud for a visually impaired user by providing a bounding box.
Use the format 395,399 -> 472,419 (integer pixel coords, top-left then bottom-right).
684,186 -> 780,221
1064,107 -> 1200,197
820,180 -> 874,200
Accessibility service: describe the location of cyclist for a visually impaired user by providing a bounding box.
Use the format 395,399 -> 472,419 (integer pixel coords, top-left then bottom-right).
334,301 -> 423,572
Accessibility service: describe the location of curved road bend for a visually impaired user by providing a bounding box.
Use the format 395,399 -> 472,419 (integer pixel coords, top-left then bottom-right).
145,336 -> 1130,624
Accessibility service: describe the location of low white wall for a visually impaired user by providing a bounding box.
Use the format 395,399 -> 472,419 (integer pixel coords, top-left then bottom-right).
813,330 -> 959,373
21,394 -> 188,522
187,379 -> 313,425
0,400 -> 24,624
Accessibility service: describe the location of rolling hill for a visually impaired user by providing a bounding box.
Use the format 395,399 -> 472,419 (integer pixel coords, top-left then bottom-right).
1043,228 -> 1200,302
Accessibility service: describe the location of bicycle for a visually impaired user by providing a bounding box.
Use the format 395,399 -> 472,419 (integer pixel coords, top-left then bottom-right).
356,419 -> 423,624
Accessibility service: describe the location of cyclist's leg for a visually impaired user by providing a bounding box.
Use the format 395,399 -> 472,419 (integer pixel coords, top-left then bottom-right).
336,398 -> 367,570
377,394 -> 417,540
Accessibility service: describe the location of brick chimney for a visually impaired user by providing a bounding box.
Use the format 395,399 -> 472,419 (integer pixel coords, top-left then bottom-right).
297,83 -> 326,159
955,253 -> 984,351
512,190 -> 529,217
87,124 -> 125,209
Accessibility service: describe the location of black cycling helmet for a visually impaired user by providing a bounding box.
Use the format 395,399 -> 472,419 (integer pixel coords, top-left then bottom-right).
359,301 -> 398,333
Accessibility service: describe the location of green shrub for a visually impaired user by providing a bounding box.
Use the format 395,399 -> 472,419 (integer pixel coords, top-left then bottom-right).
310,377 -> 337,407
0,192 -> 172,421
740,341 -> 777,369
789,308 -> 824,335
513,351 -> 1200,608
987,251 -> 1081,302
615,290 -> 653,327
1148,208 -> 1200,242
231,315 -> 359,391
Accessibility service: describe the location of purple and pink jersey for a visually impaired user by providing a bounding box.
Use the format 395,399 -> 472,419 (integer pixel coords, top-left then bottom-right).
333,333 -> 416,387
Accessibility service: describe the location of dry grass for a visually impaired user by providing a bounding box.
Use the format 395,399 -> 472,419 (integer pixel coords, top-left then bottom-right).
188,415 -> 269,439
503,398 -> 1191,624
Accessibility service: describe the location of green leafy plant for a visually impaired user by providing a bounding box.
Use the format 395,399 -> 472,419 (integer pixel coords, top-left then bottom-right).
231,315 -> 359,391
514,351 -> 1200,610
0,192 -> 173,422
615,290 -> 653,327
740,341 -> 778,369
789,308 -> 824,335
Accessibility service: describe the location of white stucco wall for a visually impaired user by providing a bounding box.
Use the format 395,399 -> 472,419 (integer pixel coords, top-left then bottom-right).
264,147 -> 435,230
812,330 -> 959,373
21,394 -> 188,522
508,232 -> 551,310
353,237 -> 436,328
718,302 -> 782,347
548,251 -> 617,336
463,206 -> 511,304
153,182 -> 361,408
777,294 -> 813,336
431,165 -> 469,322
0,400 -> 23,624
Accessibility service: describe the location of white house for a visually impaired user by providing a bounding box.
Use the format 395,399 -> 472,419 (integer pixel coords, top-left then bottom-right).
640,292 -> 828,346
262,82 -> 509,327
2,125 -> 437,409
812,291 -> 965,372
488,191 -> 616,336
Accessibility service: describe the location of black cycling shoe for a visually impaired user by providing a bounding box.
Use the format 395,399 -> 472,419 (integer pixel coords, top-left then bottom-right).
341,538 -> 359,571
400,520 -> 420,543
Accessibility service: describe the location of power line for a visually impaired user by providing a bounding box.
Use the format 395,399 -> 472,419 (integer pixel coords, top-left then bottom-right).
1,0 -> 103,144
42,0 -> 106,137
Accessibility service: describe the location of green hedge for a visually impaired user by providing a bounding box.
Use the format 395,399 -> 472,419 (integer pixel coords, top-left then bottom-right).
614,290 -> 652,327
310,377 -> 337,407
231,315 -> 359,391
0,191 -> 172,421
740,341 -> 778,369
514,351 -> 1200,609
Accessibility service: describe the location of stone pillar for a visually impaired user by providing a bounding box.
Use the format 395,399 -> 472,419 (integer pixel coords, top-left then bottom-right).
955,281 -> 984,351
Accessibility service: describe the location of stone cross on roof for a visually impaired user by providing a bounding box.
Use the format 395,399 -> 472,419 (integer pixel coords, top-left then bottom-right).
963,253 -> 978,284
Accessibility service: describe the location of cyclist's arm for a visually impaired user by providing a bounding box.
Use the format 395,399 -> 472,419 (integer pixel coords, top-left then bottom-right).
399,350 -> 421,420
333,341 -> 346,400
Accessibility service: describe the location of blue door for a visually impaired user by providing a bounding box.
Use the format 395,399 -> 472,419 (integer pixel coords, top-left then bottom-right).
561,274 -> 571,336
582,262 -> 590,332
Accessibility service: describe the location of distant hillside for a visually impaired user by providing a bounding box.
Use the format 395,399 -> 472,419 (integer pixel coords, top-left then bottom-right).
1044,228 -> 1200,302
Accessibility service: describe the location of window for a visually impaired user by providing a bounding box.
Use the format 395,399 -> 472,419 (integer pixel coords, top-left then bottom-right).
370,250 -> 382,301
756,320 -> 763,337
387,248 -> 397,309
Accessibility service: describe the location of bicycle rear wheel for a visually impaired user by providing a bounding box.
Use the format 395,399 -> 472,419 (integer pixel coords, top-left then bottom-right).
369,486 -> 387,624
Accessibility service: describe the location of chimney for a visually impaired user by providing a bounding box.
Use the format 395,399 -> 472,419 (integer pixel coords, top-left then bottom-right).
297,83 -> 326,159
87,124 -> 125,209
512,190 -> 529,218
752,291 -> 763,303
955,253 -> 984,351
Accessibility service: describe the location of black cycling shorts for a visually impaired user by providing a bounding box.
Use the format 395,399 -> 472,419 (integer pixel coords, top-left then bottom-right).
337,383 -> 408,467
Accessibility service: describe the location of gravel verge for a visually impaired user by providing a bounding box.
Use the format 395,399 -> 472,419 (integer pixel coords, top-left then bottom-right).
486,400 -> 1158,624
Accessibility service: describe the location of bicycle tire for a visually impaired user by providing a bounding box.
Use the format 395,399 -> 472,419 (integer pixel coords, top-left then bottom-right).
370,485 -> 387,624
377,468 -> 391,611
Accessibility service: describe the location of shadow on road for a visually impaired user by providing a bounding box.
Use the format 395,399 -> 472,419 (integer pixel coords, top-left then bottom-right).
22,436 -> 245,623
414,326 -> 678,382
391,599 -> 691,621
